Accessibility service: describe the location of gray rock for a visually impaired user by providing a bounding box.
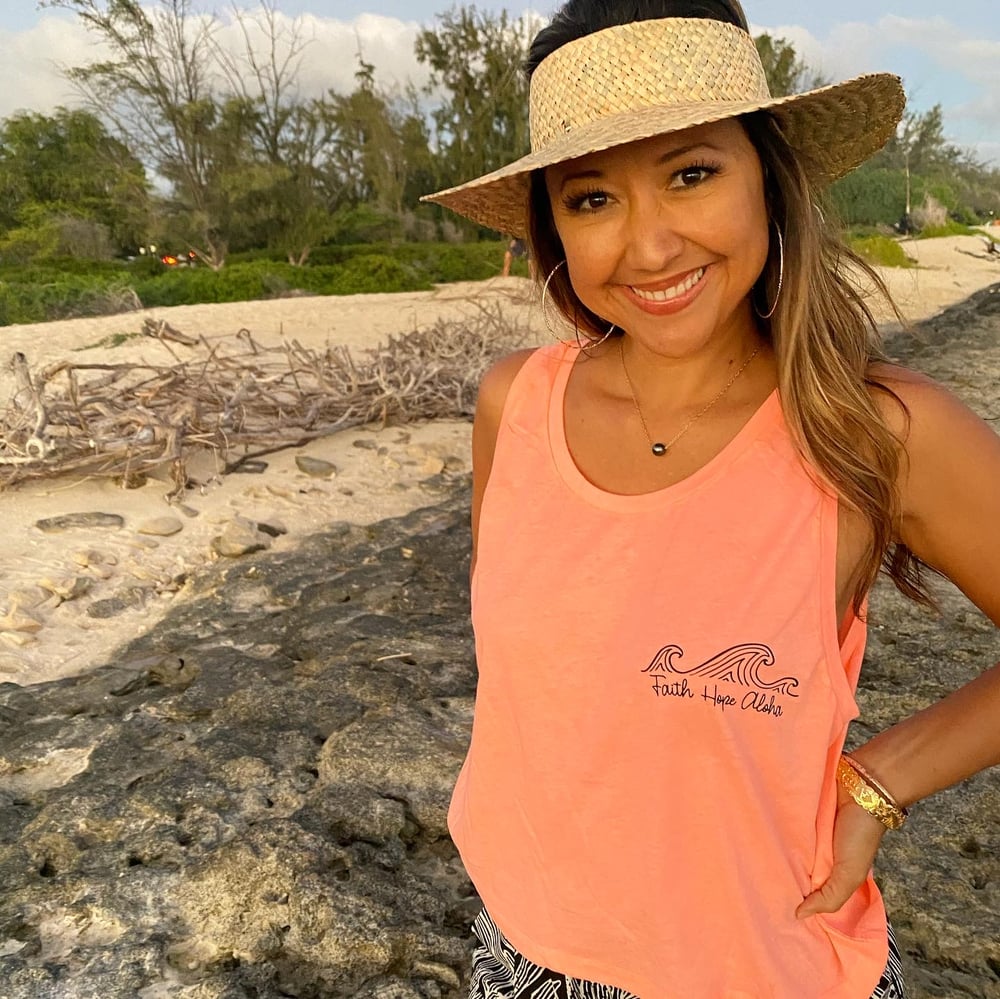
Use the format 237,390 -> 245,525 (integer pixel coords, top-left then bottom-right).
86,586 -> 152,619
137,516 -> 184,537
0,608 -> 43,633
35,513 -> 124,533
0,493 -> 477,998
229,459 -> 269,474
38,576 -> 93,602
211,519 -> 273,558
255,518 -> 288,539
295,455 -> 337,478
72,549 -> 118,568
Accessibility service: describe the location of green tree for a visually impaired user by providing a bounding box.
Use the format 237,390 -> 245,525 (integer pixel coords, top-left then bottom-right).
868,105 -> 962,216
248,100 -> 339,265
324,58 -> 434,215
41,0 -> 320,269
830,102 -> 1000,227
416,6 -> 532,201
754,34 -> 828,97
828,168 -> 906,227
203,0 -> 339,262
41,0 -> 233,266
0,108 -> 149,258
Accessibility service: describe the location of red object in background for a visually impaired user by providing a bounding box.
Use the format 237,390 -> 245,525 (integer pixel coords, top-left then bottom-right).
160,251 -> 198,266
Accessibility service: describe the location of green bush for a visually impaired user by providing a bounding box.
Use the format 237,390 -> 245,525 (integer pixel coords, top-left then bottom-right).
276,244 -> 355,267
950,204 -> 982,227
128,254 -> 171,278
849,235 -> 916,268
830,169 -> 906,227
330,204 -> 404,244
327,254 -> 430,295
134,257 -> 431,306
0,241 -> 512,325
414,243 -> 501,283
133,264 -> 269,307
0,259 -> 129,282
0,271 -> 139,324
915,221 -> 979,239
303,240 -> 512,282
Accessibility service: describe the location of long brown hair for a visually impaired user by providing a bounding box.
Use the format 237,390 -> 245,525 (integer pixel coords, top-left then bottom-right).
527,111 -> 935,611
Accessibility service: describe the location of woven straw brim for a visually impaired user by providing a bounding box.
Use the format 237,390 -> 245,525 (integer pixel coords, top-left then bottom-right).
423,74 -> 905,238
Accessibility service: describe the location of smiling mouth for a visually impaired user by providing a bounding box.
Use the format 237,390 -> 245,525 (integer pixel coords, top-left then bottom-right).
629,267 -> 706,302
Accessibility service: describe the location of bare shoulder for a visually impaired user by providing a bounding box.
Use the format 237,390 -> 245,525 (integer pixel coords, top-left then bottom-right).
474,347 -> 538,462
477,347 -> 538,414
867,360 -> 997,447
869,361 -> 1000,617
866,361 -> 948,433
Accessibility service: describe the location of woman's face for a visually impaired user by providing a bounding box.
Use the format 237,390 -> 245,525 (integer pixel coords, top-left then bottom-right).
544,119 -> 770,357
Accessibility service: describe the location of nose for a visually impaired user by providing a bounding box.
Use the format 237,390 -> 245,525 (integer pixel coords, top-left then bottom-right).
621,198 -> 685,274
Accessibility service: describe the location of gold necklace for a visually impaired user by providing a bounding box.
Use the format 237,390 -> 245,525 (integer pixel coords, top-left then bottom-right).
618,339 -> 760,457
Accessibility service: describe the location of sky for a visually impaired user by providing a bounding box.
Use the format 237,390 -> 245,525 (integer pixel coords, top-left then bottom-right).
2,1 -> 999,167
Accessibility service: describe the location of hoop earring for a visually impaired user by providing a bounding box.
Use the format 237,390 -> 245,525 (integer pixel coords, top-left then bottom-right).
541,259 -> 616,350
754,224 -> 784,320
573,306 -> 615,353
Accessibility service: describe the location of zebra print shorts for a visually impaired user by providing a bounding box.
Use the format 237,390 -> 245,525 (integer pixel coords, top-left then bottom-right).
468,908 -> 907,998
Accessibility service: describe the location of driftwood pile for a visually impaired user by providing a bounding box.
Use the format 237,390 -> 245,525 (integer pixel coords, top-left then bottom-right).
0,305 -> 529,495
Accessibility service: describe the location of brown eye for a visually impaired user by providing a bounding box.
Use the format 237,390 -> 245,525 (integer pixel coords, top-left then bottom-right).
564,190 -> 610,212
669,165 -> 719,189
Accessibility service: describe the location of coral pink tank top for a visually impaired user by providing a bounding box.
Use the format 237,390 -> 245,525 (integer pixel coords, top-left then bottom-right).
451,343 -> 889,998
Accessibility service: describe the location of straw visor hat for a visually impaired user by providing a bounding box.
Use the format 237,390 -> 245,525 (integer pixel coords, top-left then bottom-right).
422,17 -> 905,237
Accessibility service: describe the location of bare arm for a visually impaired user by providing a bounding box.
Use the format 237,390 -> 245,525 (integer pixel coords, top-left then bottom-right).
799,369 -> 1000,917
850,372 -> 1000,805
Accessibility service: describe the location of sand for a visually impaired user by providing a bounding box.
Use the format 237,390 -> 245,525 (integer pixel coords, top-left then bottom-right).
1,234 -> 997,687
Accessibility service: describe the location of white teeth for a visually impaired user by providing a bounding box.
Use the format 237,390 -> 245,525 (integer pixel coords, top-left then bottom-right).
631,267 -> 705,302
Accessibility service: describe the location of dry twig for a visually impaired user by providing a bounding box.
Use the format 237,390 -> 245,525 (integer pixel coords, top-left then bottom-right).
0,303 -> 530,496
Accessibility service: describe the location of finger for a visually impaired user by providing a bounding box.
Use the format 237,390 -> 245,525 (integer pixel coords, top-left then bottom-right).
796,874 -> 861,920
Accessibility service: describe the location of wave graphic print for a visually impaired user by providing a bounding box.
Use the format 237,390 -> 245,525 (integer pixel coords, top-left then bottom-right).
641,643 -> 799,697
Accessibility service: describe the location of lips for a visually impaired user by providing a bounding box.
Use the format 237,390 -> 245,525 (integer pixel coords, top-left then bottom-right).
629,267 -> 706,302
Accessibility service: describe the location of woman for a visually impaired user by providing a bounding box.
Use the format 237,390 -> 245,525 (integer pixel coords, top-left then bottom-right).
424,1 -> 1000,996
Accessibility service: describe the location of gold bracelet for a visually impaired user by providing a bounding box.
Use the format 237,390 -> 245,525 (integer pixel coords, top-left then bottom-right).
842,754 -> 908,814
836,755 -> 908,830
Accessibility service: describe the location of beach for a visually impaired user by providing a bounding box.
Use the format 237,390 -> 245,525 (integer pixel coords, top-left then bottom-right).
1,233 -> 998,688
0,237 -> 998,999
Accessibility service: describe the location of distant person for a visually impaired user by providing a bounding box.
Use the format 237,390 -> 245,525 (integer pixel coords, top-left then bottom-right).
501,237 -> 527,276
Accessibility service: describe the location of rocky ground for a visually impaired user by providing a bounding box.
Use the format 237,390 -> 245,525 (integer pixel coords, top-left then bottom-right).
0,286 -> 998,998
0,419 -> 476,686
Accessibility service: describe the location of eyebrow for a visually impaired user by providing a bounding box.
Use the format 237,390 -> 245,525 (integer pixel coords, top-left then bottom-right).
559,142 -> 723,191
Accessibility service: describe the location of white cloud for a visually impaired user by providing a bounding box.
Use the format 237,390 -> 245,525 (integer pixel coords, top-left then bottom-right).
267,11 -> 430,98
748,20 -> 876,83
750,16 -> 1000,165
0,17 -> 97,119
0,9 -> 430,124
974,140 -> 1000,168
5,8 -> 997,166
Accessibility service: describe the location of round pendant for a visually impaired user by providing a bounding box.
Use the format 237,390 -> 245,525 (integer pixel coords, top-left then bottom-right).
651,442 -> 668,457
